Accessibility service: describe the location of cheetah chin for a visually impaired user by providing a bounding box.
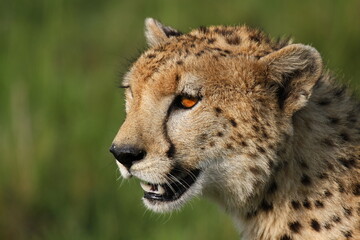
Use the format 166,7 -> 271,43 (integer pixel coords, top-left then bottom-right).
139,168 -> 203,212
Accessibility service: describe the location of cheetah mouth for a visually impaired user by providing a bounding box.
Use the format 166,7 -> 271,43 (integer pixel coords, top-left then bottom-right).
140,168 -> 201,202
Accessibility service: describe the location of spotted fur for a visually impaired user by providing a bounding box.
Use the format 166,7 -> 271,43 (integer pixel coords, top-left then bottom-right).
112,18 -> 360,240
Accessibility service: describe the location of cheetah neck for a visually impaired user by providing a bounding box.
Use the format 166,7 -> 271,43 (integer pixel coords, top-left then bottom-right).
212,73 -> 360,240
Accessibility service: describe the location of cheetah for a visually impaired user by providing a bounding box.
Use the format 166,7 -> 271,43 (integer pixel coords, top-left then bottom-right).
110,18 -> 360,240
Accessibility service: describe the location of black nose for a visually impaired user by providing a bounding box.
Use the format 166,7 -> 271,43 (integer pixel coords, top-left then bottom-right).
109,144 -> 146,169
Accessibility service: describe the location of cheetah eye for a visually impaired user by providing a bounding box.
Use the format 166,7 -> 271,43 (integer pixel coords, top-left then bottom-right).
175,95 -> 200,109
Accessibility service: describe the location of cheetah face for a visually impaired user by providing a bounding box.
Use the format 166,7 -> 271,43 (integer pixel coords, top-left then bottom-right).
110,18 -> 322,213
111,71 -> 218,212
111,60 -> 270,213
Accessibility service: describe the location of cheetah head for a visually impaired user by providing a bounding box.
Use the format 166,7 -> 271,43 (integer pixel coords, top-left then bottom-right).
110,18 -> 322,213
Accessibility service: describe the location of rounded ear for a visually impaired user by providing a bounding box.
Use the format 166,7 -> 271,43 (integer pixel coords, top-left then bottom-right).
259,44 -> 323,116
144,18 -> 182,47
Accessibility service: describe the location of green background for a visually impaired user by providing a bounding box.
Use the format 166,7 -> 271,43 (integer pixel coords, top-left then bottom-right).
1,0 -> 359,239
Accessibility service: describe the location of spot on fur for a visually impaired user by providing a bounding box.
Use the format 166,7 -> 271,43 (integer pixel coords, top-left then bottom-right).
343,230 -> 353,239
257,146 -> 266,153
250,167 -> 261,175
226,35 -> 241,45
343,207 -> 353,218
301,174 -> 312,186
303,199 -> 312,209
338,182 -> 346,193
340,132 -> 350,142
226,143 -> 234,150
207,38 -> 216,44
175,74 -> 181,82
252,125 -> 260,132
262,132 -> 269,139
267,181 -> 277,194
324,223 -> 332,230
310,219 -> 321,232
260,200 -> 273,212
146,53 -> 156,59
338,157 -> 356,168
288,221 -> 302,233
324,189 -> 333,197
241,141 -> 248,147
291,200 -> 301,210
229,118 -> 237,127
268,159 -> 275,169
315,200 -> 324,208
280,234 -> 292,240
299,160 -> 309,169
214,107 -> 222,114
195,50 -> 205,57
326,161 -> 335,171
332,215 -> 341,223
249,33 -> 262,43
317,172 -> 328,179
352,183 -> 360,196
246,210 -> 258,219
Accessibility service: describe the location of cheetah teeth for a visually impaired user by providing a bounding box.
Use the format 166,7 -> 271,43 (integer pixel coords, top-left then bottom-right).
140,182 -> 165,195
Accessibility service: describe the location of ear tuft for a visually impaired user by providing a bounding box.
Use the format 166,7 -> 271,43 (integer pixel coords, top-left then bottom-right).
144,18 -> 182,47
260,44 -> 323,115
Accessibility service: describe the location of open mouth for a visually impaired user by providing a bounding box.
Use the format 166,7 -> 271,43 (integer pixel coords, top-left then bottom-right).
140,168 -> 201,202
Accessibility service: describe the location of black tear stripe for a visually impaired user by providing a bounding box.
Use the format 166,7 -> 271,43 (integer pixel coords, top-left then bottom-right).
166,143 -> 175,158
163,99 -> 177,159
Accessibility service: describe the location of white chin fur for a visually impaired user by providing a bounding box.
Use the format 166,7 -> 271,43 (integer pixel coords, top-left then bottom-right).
142,174 -> 204,213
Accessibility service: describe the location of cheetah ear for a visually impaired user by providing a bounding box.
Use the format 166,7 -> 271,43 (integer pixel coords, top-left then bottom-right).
144,18 -> 182,47
260,44 -> 323,116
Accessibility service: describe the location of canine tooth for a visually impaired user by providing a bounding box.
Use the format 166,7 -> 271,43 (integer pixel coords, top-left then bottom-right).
140,182 -> 152,192
140,182 -> 166,195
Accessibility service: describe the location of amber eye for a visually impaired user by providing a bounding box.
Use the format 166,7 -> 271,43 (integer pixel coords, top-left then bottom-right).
179,96 -> 199,109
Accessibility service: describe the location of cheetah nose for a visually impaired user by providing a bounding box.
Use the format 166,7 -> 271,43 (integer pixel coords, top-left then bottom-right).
109,144 -> 146,169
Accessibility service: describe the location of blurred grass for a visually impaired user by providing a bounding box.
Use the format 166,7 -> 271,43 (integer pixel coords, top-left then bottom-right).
1,0 -> 359,239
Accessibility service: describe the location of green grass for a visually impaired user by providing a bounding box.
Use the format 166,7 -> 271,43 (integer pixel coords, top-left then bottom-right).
1,0 -> 359,239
